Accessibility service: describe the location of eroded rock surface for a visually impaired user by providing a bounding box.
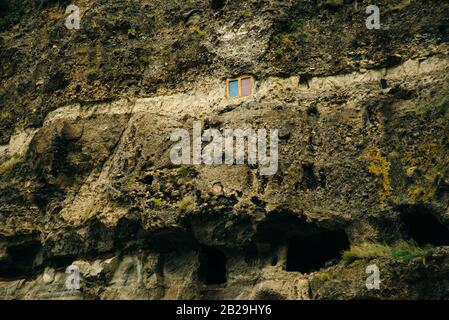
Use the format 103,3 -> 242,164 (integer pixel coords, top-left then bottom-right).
0,0 -> 448,299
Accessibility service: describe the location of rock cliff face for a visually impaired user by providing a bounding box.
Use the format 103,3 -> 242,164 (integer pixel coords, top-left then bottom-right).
0,0 -> 448,299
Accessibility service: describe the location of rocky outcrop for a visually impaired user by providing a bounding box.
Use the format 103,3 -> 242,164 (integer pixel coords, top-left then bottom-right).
0,0 -> 448,299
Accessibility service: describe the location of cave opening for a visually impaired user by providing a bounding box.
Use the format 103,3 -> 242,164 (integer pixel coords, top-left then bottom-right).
286,230 -> 349,273
0,241 -> 42,278
198,246 -> 227,285
399,205 -> 449,246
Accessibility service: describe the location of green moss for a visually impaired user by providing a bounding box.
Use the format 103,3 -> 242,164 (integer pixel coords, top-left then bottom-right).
391,240 -> 433,260
359,136 -> 369,147
275,48 -> 285,60
318,35 -> 326,45
159,48 -> 169,56
197,30 -> 206,38
0,153 -> 26,176
272,33 -> 282,43
0,110 -> 14,123
239,9 -> 249,18
177,196 -> 195,211
151,198 -> 162,207
392,251 -> 415,260
77,46 -> 89,55
190,26 -> 206,38
85,68 -> 98,81
288,17 -> 305,32
178,165 -> 197,177
177,165 -> 188,177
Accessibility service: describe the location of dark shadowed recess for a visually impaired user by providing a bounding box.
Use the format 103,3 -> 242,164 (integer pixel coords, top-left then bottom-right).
398,205 -> 449,247
286,230 -> 349,273
0,240 -> 42,278
255,211 -> 350,273
198,246 -> 227,285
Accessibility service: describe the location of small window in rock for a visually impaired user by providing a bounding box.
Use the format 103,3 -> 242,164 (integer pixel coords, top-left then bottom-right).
226,76 -> 254,98
228,80 -> 239,97
241,77 -> 252,96
286,230 -> 349,273
198,246 -> 227,285
380,79 -> 388,89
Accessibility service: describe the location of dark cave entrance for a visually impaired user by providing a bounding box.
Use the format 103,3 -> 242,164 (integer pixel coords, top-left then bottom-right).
399,205 -> 449,246
198,246 -> 227,285
286,230 -> 349,273
0,241 -> 42,278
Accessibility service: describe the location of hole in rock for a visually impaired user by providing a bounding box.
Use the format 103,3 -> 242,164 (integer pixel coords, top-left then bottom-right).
210,0 -> 225,10
48,255 -> 76,270
299,73 -> 311,88
198,246 -> 227,285
399,205 -> 449,246
286,230 -> 349,273
300,163 -> 318,190
306,105 -> 319,116
318,168 -> 326,188
0,241 -> 42,278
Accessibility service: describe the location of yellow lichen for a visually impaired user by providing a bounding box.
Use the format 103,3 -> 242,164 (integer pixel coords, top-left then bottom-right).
363,147 -> 393,206
402,142 -> 446,203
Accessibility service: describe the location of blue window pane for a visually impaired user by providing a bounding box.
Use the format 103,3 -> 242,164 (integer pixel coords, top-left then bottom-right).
229,80 -> 239,97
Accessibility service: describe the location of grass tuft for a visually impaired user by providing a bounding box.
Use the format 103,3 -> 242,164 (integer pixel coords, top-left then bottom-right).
177,196 -> 195,211
0,153 -> 26,176
342,240 -> 433,264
